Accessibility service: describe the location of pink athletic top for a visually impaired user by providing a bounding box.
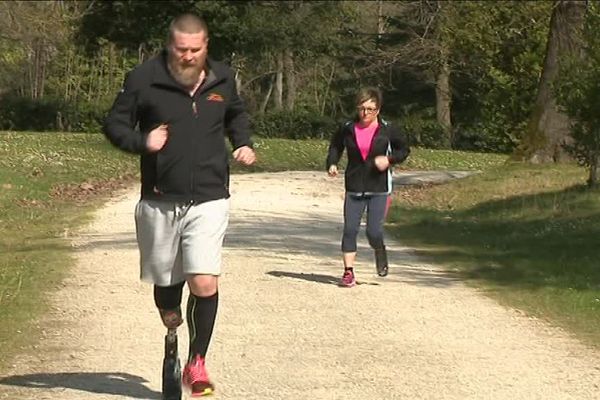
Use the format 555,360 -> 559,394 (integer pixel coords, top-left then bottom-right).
354,121 -> 379,161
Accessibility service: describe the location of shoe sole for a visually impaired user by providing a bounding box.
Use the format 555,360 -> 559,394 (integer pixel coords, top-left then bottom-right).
190,388 -> 214,397
183,377 -> 214,397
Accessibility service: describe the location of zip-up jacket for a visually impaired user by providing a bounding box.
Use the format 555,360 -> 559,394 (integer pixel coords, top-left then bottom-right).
103,51 -> 252,203
326,118 -> 409,194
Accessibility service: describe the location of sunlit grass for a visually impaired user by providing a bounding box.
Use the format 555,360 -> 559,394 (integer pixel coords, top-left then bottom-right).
388,162 -> 600,348
232,138 -> 508,173
0,131 -> 138,367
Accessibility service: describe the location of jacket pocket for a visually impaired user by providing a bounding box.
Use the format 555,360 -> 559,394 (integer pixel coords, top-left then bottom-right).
155,151 -> 186,194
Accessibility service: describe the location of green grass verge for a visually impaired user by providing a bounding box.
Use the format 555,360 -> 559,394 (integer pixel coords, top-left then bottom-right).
388,162 -> 600,348
0,131 -> 138,367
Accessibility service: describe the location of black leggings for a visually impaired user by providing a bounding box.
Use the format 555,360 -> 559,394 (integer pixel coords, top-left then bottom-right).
342,193 -> 388,252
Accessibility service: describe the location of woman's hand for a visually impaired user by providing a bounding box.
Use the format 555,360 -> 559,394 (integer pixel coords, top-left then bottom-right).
328,165 -> 338,177
233,145 -> 256,165
374,155 -> 390,172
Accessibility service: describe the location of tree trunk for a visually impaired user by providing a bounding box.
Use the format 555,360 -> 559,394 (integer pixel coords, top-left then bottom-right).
234,69 -> 242,96
589,150 -> 599,187
64,49 -> 72,100
29,47 -> 37,99
284,48 -> 295,110
259,74 -> 275,115
138,43 -> 146,64
321,64 -> 336,116
377,0 -> 385,49
39,44 -> 46,99
436,48 -> 452,147
521,0 -> 586,163
274,52 -> 283,111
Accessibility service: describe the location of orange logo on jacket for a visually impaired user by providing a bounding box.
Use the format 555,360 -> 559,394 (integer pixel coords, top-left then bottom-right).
207,93 -> 224,102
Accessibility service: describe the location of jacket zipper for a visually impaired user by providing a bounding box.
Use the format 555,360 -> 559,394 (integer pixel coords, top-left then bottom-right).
192,99 -> 198,117
190,95 -> 197,193
361,125 -> 381,193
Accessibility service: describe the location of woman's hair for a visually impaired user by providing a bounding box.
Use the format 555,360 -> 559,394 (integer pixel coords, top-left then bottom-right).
355,87 -> 383,109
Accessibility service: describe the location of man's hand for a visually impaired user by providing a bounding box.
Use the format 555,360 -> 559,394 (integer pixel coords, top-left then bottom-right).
146,124 -> 169,152
328,165 -> 338,177
233,145 -> 256,165
374,155 -> 390,172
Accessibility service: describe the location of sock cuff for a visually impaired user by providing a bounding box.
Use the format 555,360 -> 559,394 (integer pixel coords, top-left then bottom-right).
191,291 -> 219,301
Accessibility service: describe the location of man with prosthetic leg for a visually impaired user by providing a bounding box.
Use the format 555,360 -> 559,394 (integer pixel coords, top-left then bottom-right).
103,13 -> 256,398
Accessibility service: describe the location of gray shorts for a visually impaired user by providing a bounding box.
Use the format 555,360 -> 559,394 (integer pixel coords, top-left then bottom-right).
134,198 -> 229,286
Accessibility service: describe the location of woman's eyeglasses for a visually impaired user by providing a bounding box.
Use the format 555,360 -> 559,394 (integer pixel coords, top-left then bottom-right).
357,107 -> 378,114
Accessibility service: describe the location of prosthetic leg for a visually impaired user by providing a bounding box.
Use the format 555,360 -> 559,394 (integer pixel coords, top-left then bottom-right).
160,308 -> 184,400
375,247 -> 389,277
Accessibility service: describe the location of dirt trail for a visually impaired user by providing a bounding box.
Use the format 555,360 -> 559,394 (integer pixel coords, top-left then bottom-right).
1,171 -> 599,399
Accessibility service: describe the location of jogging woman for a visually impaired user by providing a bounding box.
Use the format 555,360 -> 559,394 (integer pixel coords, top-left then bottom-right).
326,87 -> 410,287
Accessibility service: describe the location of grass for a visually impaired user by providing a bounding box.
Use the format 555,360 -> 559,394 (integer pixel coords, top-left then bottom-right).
387,162 -> 600,348
0,131 -> 138,366
233,138 -> 508,173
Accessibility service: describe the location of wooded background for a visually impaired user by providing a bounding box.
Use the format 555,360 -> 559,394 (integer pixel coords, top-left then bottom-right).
0,1 -> 596,163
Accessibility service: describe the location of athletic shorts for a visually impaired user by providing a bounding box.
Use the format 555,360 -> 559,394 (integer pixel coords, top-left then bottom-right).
134,198 -> 229,286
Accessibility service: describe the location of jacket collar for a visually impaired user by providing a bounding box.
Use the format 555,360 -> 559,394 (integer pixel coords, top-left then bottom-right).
151,50 -> 224,93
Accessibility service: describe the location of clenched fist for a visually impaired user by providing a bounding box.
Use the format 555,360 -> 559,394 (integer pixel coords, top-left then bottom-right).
146,124 -> 169,152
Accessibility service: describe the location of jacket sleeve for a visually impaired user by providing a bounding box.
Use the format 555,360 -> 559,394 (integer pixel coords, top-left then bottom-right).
387,125 -> 410,165
326,123 -> 346,169
102,72 -> 147,154
225,71 -> 253,150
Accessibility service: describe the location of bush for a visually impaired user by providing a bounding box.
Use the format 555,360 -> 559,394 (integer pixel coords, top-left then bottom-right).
453,123 -> 516,154
251,110 -> 338,140
0,96 -> 107,133
0,97 -> 59,131
396,107 -> 449,149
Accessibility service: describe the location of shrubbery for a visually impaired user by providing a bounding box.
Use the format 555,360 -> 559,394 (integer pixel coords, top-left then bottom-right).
0,96 -> 107,133
251,110 -> 338,140
0,96 -> 514,154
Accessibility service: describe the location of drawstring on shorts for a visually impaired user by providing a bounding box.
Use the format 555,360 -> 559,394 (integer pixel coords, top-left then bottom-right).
173,200 -> 195,224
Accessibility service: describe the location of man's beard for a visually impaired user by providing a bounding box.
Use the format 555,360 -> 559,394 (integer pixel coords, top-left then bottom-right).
167,58 -> 203,88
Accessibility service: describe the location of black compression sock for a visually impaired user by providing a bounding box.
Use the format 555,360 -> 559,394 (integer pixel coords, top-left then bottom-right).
187,291 -> 219,359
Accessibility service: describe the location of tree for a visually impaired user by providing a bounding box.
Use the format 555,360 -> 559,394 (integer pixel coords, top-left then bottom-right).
235,1 -> 357,114
79,0 -> 196,59
448,1 -> 552,152
0,1 -> 77,99
554,2 -> 600,187
520,0 -> 586,163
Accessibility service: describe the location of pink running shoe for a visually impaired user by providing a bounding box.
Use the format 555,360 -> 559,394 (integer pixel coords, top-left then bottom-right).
340,269 -> 356,287
183,354 -> 214,397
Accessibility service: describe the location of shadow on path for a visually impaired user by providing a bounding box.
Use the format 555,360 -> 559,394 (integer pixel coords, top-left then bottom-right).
0,372 -> 161,399
266,270 -> 380,286
227,211 -> 463,288
267,270 -> 340,285
72,232 -> 138,251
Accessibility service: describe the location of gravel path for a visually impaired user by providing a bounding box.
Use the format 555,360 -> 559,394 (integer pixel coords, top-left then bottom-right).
1,171 -> 599,399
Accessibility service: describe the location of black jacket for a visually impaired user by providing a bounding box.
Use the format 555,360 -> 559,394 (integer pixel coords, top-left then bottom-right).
326,118 -> 409,194
103,51 -> 252,203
